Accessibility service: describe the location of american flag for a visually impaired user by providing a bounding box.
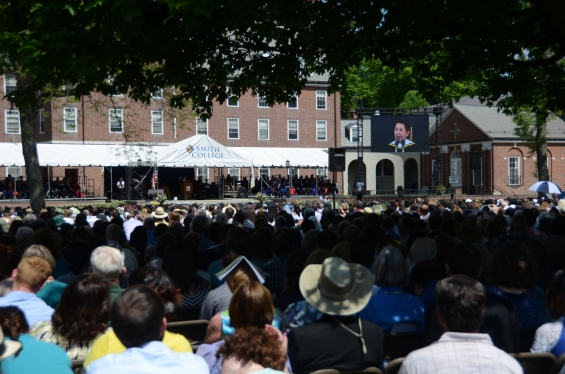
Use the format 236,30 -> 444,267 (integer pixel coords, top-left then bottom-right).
152,169 -> 158,189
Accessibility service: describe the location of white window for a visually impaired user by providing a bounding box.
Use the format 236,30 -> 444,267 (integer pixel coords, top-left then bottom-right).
151,111 -> 164,134
228,168 -> 241,179
5,110 -> 20,134
6,166 -> 21,178
196,167 -> 209,181
3,74 -> 17,95
258,96 -> 269,108
316,120 -> 327,141
63,107 -> 78,132
109,109 -> 123,133
107,76 -> 122,96
287,95 -> 298,109
508,156 -> 520,185
317,168 -> 327,177
346,125 -> 359,142
316,91 -> 327,110
450,150 -> 462,186
151,89 -> 163,99
259,167 -> 270,180
228,118 -> 239,139
39,109 -> 45,134
258,119 -> 269,140
289,167 -> 299,180
288,120 -> 299,140
227,95 -> 239,107
196,117 -> 208,135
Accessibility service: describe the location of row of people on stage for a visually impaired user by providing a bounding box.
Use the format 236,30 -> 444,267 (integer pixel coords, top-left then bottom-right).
0,176 -> 85,199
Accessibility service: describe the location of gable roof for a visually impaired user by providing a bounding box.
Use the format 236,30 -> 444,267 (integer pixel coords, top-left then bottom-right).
454,104 -> 565,141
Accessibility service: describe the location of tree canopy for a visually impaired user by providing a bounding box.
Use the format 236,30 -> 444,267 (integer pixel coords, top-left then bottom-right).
2,0 -> 564,115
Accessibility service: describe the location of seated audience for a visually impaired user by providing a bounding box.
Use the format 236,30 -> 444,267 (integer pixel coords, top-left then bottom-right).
399,275 -> 522,374
85,285 -> 208,374
0,306 -> 72,374
287,257 -> 383,373
30,273 -> 109,359
358,246 -> 425,333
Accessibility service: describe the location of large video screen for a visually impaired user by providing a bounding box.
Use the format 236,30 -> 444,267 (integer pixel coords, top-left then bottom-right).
370,115 -> 429,153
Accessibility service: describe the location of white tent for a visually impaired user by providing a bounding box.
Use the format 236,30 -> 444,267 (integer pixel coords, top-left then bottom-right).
0,143 -> 162,167
157,134 -> 251,167
230,147 -> 328,168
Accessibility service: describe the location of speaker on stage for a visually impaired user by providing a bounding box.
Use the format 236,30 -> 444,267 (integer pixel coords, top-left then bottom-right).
328,148 -> 346,172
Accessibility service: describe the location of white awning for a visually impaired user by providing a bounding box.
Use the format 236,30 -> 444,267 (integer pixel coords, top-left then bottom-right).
231,147 -> 328,168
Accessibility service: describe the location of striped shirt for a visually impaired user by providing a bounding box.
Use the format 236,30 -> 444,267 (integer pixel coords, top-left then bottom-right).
180,282 -> 210,308
30,321 -> 104,360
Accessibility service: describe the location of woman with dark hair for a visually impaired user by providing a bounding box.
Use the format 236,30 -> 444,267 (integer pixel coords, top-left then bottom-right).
162,242 -> 210,307
218,281 -> 287,374
0,306 -> 72,374
129,226 -> 148,262
358,245 -> 425,333
129,266 -> 182,320
485,243 -> 546,328
30,273 -> 109,359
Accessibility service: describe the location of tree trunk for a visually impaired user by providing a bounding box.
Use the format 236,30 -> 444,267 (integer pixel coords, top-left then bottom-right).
17,74 -> 46,211
535,112 -> 549,182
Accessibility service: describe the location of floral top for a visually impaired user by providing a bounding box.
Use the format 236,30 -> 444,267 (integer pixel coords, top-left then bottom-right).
30,321 -> 105,360
283,300 -> 323,330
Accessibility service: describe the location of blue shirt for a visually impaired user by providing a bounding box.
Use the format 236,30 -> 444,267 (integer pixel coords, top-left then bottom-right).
86,341 -> 210,374
484,285 -> 547,328
0,334 -> 71,374
357,286 -> 425,333
0,291 -> 54,327
36,280 -> 68,308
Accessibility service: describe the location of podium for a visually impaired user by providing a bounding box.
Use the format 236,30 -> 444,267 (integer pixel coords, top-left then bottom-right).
180,182 -> 193,199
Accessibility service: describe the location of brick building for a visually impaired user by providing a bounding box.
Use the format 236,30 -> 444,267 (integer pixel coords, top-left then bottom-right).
425,98 -> 565,195
1,73 -> 338,198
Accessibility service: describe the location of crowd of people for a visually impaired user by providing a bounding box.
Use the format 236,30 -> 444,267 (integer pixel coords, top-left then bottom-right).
0,195 -> 563,373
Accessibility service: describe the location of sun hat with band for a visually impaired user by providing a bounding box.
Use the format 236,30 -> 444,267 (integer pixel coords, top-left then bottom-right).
151,207 -> 168,219
300,256 -> 373,316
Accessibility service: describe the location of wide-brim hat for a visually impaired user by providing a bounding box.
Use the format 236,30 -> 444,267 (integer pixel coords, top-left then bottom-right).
300,257 -> 373,316
152,207 -> 167,219
454,219 -> 482,242
0,329 -> 21,361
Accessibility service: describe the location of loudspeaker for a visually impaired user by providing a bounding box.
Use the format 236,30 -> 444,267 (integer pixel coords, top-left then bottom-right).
328,147 -> 346,172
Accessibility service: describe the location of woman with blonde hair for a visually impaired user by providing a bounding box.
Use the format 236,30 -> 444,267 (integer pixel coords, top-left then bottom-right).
138,208 -> 149,222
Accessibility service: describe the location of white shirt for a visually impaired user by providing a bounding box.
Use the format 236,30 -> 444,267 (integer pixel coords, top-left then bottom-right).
124,218 -> 143,241
356,181 -> 364,191
117,180 -> 125,189
531,316 -> 564,353
399,332 -> 522,374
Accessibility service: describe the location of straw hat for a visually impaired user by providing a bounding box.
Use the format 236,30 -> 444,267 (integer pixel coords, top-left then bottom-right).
299,257 -> 372,316
151,207 -> 168,219
0,329 -> 21,361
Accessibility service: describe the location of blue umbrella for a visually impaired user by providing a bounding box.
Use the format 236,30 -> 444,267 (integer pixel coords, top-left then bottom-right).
528,181 -> 563,194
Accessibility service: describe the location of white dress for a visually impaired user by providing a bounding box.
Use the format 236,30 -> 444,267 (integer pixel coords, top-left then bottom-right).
531,317 -> 564,352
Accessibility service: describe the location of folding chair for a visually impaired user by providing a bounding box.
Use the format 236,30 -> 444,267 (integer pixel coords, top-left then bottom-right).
550,352 -> 565,374
383,358 -> 405,374
310,367 -> 382,374
511,352 -> 556,374
71,359 -> 85,374
167,320 -> 210,350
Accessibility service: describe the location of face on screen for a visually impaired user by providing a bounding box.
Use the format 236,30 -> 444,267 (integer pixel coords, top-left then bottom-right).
394,123 -> 410,142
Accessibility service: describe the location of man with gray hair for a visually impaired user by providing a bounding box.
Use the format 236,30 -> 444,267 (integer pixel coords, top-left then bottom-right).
90,246 -> 126,303
106,224 -> 138,280
410,238 -> 437,265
